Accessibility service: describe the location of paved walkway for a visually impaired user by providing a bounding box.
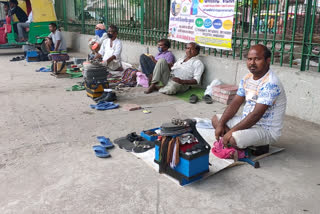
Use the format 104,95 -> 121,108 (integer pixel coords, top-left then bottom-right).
0,49 -> 319,214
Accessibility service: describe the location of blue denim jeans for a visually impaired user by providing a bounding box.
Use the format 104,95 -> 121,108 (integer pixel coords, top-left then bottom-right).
139,54 -> 156,76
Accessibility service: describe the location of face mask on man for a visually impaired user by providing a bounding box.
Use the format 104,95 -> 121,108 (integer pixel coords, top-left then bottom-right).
107,33 -> 113,39
158,47 -> 163,53
95,29 -> 106,38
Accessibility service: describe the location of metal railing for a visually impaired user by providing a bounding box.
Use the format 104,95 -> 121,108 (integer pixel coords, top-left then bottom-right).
55,0 -> 320,72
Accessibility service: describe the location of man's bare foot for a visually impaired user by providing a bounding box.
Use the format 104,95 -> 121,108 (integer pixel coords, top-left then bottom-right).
144,83 -> 158,94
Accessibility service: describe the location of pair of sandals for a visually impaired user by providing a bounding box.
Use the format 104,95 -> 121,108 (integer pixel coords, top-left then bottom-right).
10,56 -> 25,62
189,94 -> 213,104
92,136 -> 115,158
114,132 -> 155,153
36,67 -> 51,72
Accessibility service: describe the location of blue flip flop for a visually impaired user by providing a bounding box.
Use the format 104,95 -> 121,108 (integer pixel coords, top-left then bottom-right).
90,101 -> 119,111
92,145 -> 111,158
97,136 -> 114,149
36,67 -> 51,72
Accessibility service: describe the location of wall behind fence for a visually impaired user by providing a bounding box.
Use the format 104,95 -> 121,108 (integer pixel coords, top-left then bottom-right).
55,0 -> 320,72
63,31 -> 320,124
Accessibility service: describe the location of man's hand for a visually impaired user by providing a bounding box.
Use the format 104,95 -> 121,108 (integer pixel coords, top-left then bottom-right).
172,77 -> 182,84
94,53 -> 102,60
149,55 -> 157,63
106,55 -> 116,64
215,124 -> 226,141
222,130 -> 233,147
106,58 -> 112,64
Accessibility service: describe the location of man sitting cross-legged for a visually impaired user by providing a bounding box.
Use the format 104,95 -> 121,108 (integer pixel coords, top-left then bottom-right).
212,44 -> 287,149
144,42 -> 204,95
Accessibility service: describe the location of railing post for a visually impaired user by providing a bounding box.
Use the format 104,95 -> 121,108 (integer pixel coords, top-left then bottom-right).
62,0 -> 68,31
81,0 -> 85,34
300,0 -> 312,71
140,0 -> 144,44
105,0 -> 108,25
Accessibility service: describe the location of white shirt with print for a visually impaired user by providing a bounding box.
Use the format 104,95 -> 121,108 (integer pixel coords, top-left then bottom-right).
237,70 -> 287,141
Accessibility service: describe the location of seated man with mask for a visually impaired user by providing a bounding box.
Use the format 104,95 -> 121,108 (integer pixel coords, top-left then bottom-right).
139,39 -> 175,81
145,42 -> 204,95
88,23 -> 108,58
94,24 -> 122,71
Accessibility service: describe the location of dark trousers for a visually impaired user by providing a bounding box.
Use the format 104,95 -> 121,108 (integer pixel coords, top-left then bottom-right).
140,54 -> 156,76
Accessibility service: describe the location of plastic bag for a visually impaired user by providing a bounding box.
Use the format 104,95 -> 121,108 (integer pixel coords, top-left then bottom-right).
204,79 -> 223,96
136,72 -> 149,88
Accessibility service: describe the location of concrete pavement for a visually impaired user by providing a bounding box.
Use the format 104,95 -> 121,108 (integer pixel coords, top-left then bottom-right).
0,49 -> 319,214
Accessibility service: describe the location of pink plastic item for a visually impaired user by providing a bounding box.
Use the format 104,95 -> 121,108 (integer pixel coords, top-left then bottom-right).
211,138 -> 245,159
136,72 -> 149,88
0,27 -> 6,44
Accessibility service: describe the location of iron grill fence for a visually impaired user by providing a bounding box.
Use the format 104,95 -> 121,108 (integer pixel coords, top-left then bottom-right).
54,0 -> 320,72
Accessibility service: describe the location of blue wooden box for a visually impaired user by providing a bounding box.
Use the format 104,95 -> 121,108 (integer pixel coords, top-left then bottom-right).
154,141 -> 209,185
140,128 -> 160,142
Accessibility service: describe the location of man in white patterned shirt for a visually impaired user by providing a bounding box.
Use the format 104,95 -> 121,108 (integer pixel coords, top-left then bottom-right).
145,42 -> 204,95
212,44 -> 287,149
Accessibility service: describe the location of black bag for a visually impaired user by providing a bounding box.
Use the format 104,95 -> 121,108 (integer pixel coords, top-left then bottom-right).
84,79 -> 109,98
39,52 -> 49,61
83,61 -> 108,81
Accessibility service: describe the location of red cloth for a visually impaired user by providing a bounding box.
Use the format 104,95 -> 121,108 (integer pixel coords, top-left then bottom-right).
0,27 -> 7,44
4,24 -> 11,33
180,141 -> 199,153
4,16 -> 11,34
211,139 -> 245,159
6,16 -> 11,25
26,0 -> 32,15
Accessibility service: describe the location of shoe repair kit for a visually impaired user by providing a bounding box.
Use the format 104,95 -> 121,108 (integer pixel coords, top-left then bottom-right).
83,60 -> 110,99
113,118 -> 211,186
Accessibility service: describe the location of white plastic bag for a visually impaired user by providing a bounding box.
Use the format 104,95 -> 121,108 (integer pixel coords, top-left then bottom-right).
204,79 -> 223,96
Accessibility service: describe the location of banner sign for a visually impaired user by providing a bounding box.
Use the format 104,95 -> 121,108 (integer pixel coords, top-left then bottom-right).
168,0 -> 236,50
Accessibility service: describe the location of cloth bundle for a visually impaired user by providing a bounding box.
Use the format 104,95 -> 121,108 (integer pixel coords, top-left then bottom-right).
211,138 -> 245,160
49,51 -> 69,62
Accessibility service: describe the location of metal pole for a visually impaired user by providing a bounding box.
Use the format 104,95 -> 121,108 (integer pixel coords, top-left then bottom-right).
280,0 -> 289,66
62,0 -> 68,31
255,0 -> 262,44
300,0 -> 313,71
263,0 -> 270,46
140,0 -> 144,44
306,0 -> 317,70
232,0 -> 239,59
289,0 -> 299,67
81,0 -> 85,34
271,0 -> 280,64
105,0 -> 108,25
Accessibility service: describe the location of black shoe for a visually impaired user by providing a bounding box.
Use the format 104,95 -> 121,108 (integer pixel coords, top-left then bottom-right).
99,91 -> 117,102
203,94 -> 213,104
189,94 -> 199,104
126,132 -> 143,142
94,92 -> 109,102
